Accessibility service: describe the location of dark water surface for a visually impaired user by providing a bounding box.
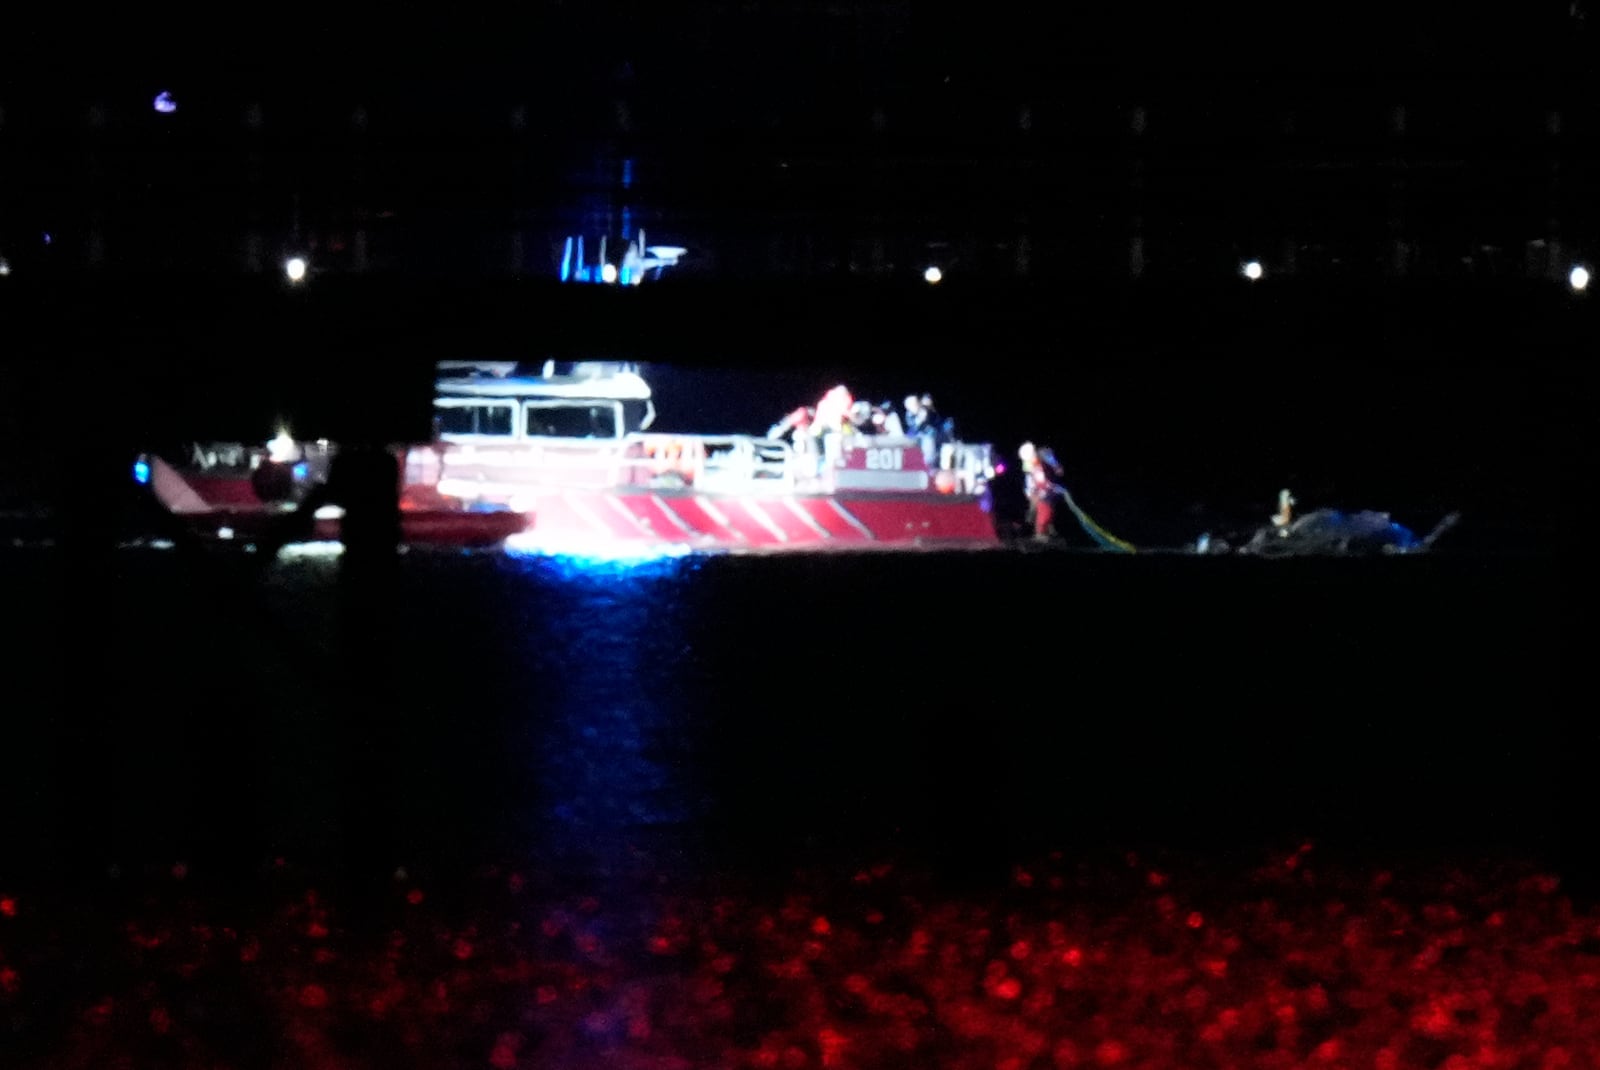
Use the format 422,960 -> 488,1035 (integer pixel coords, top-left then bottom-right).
0,544 -> 1574,893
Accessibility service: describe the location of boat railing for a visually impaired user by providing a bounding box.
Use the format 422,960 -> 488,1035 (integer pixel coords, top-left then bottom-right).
186,439 -> 338,473
702,435 -> 795,490
948,442 -> 996,496
191,442 -> 258,470
617,433 -> 994,495
431,439 -> 631,499
619,433 -> 795,491
426,431 -> 991,504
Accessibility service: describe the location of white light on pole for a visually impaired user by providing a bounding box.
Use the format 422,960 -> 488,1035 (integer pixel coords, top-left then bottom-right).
601,263 -> 618,284
1242,260 -> 1263,281
923,265 -> 943,284
285,257 -> 308,283
1570,265 -> 1590,292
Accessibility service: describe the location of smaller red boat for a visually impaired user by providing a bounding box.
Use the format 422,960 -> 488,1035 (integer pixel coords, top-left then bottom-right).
137,443 -> 531,551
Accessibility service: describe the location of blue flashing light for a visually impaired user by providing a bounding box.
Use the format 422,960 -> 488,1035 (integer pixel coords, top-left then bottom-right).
622,158 -> 634,189
292,461 -> 309,480
153,91 -> 177,114
619,266 -> 632,286
560,236 -> 573,282
133,459 -> 151,485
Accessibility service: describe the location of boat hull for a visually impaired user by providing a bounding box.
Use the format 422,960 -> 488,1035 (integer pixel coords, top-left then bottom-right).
144,453 -> 999,552
143,454 -> 532,549
485,488 -> 997,551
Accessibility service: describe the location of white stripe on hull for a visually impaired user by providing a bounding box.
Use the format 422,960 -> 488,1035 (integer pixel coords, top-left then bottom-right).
698,498 -> 731,528
741,500 -> 790,543
826,499 -> 877,539
782,497 -> 833,540
562,492 -> 617,537
603,493 -> 654,537
649,494 -> 699,537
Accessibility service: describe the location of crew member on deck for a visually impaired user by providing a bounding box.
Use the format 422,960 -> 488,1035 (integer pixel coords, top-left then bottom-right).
876,401 -> 904,438
847,401 -> 875,438
812,385 -> 853,473
771,406 -> 816,470
768,406 -> 813,443
905,395 -> 937,469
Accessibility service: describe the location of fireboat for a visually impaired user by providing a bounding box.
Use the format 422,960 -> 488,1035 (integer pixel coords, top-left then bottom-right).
137,361 -> 1001,554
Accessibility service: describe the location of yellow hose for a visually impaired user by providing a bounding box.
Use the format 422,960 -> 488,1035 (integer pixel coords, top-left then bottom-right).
1056,485 -> 1138,553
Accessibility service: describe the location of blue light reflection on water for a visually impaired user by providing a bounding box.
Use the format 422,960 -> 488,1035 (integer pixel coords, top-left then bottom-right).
0,542 -> 1568,888
503,536 -> 700,576
497,550 -> 712,878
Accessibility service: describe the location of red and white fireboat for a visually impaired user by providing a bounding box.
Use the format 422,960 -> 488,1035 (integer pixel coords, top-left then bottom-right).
139,362 -> 1001,553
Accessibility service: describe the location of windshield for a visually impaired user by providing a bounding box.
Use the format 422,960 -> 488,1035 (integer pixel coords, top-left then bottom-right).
435,403 -> 515,436
525,403 -> 619,439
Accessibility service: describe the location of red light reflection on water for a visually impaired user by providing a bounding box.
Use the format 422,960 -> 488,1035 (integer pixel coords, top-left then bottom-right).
0,851 -> 1595,1066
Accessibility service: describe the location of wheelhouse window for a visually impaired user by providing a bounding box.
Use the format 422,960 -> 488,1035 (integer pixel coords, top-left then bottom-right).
622,399 -> 655,433
525,403 -> 621,439
436,402 -> 515,436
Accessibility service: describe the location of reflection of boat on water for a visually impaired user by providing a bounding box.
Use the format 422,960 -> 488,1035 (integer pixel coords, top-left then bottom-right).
138,362 -> 1001,553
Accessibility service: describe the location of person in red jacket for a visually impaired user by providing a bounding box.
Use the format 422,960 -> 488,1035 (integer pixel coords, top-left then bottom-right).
1018,441 -> 1063,539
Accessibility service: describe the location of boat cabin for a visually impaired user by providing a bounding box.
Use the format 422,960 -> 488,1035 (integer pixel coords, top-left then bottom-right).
433,361 -> 656,444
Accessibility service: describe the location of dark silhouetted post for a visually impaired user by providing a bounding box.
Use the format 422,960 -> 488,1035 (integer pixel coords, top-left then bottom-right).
327,444 -> 404,903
